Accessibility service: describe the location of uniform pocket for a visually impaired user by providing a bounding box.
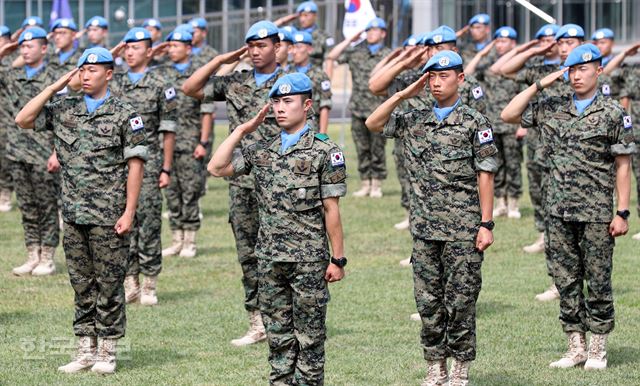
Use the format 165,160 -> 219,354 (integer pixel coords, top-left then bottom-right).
286,183 -> 322,212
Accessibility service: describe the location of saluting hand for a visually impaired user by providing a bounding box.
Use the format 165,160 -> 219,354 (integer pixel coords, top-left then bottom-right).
515,39 -> 540,54
238,104 -> 270,135
478,40 -> 496,57
456,25 -> 470,38
218,46 -> 249,64
539,67 -> 568,89
151,42 -> 169,57
530,40 -> 556,56
48,68 -> 79,93
398,72 -> 428,100
0,41 -> 19,57
110,41 -> 126,57
623,42 -> 640,57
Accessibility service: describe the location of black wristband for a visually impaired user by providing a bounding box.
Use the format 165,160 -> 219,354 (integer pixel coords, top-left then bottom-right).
535,80 -> 544,92
200,140 -> 210,147
616,210 -> 630,220
160,168 -> 171,176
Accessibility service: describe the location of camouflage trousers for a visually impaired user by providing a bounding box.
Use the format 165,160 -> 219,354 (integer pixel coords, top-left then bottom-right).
546,217 -> 615,334
258,259 -> 330,386
0,141 -> 12,191
9,160 -> 59,247
166,151 -> 204,231
64,222 -> 128,338
393,137 -> 410,210
128,156 -> 162,277
494,133 -> 523,199
634,151 -> 640,217
526,127 -> 545,232
229,185 -> 260,313
351,116 -> 387,180
199,141 -> 213,198
412,238 -> 483,362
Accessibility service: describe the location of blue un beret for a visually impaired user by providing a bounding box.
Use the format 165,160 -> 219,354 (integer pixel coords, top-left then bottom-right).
592,28 -> 614,41
175,23 -> 194,35
143,18 -> 162,30
85,16 -> 108,29
51,18 -> 78,32
245,20 -> 279,42
77,47 -> 113,67
494,26 -> 517,40
563,43 -> 602,68
190,18 -> 207,30
0,25 -> 11,37
269,73 -> 313,98
425,25 -> 457,46
468,13 -> 490,26
18,27 -> 47,45
165,28 -> 193,43
403,34 -> 418,47
278,27 -> 295,43
21,17 -> 43,28
124,27 -> 151,43
296,1 -> 318,13
555,24 -> 584,40
293,31 -> 313,45
366,17 -> 386,31
535,24 -> 559,39
422,50 -> 463,73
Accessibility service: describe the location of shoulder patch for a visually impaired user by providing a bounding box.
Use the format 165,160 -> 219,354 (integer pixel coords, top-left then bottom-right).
326,37 -> 335,47
330,151 -> 345,166
602,84 -> 611,96
164,87 -> 176,100
623,115 -> 633,130
478,128 -> 493,144
315,133 -> 330,141
472,86 -> 484,100
130,116 -> 144,131
321,80 -> 331,91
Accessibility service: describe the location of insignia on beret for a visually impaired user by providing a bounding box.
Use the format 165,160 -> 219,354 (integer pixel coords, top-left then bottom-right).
595,31 -> 605,40
191,21 -> 198,27
91,19 -> 100,27
372,21 -> 379,28
478,16 -> 485,23
28,19 -> 36,26
61,20 -> 69,27
174,32 -> 182,40
500,29 -> 510,37
87,53 -> 98,63
304,6 -> 311,12
295,33 -> 304,42
148,19 -> 157,26
135,31 -> 145,40
433,34 -> 443,44
278,32 -> 284,40
438,56 -> 450,67
408,38 -> 417,45
582,52 -> 592,62
544,27 -> 553,36
278,83 -> 292,94
258,28 -> 268,38
24,32 -> 33,40
568,28 -> 577,37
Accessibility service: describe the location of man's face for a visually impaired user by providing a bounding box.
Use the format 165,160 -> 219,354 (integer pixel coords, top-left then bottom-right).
20,40 -> 47,66
366,28 -> 385,45
539,36 -> 559,58
428,43 -> 456,59
276,41 -> 292,64
53,28 -> 75,51
298,12 -> 316,29
87,26 -> 107,45
124,41 -> 152,68
494,37 -> 515,56
569,62 -> 601,96
145,26 -> 162,43
168,41 -> 191,63
292,43 -> 312,65
470,24 -> 489,42
192,27 -> 206,46
557,38 -> 581,61
428,69 -> 464,103
247,38 -> 278,70
594,38 -> 613,57
271,94 -> 312,130
79,64 -> 112,96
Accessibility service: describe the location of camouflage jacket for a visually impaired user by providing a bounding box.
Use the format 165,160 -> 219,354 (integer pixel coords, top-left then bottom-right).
35,95 -> 149,225
482,72 -> 519,134
47,48 -> 83,77
301,64 -> 332,122
203,68 -> 284,188
295,24 -> 334,67
192,43 -> 219,68
338,42 -> 392,118
154,64 -> 215,153
522,92 -> 636,222
232,129 -> 346,262
384,103 -> 498,242
110,68 -> 179,156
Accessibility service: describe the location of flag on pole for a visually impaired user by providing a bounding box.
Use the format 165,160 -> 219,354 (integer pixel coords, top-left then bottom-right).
50,0 -> 73,28
343,0 -> 376,40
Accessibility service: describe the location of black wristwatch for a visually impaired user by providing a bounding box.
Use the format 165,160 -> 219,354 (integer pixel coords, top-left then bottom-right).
331,256 -> 348,268
160,168 -> 171,176
199,140 -> 210,147
616,210 -> 630,220
480,220 -> 495,231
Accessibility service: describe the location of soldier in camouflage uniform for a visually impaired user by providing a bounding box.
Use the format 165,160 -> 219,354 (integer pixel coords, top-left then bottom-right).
48,19 -> 83,79
367,51 -> 497,386
0,27 -> 60,277
0,25 -> 14,211
188,18 -> 219,68
158,28 -> 215,260
209,72 -> 347,386
16,47 -> 147,374
110,28 -> 178,306
183,20 -> 285,346
290,30 -> 332,133
458,13 -> 492,65
503,44 -> 636,371
327,17 -> 391,198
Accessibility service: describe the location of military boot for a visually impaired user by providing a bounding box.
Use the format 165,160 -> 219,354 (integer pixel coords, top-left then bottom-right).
507,197 -> 521,219
352,179 -> 371,197
394,210 -> 410,230
399,257 -> 411,267
12,245 -> 40,276
0,189 -> 11,212
231,310 -> 267,346
124,275 -> 140,304
523,232 -> 545,253
369,178 -> 383,198
632,231 -> 640,240
162,229 -> 183,257
410,313 -> 421,321
449,359 -> 471,386
421,360 -> 448,386
535,281 -> 560,302
550,332 -> 587,368
58,336 -> 97,373
492,197 -> 507,217
91,338 -> 117,374
180,230 -> 197,258
584,333 -> 608,370
140,275 -> 158,306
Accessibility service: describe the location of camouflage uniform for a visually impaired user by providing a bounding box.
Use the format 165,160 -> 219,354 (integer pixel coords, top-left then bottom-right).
384,103 -> 498,361
111,68 -> 178,277
156,64 -> 215,232
36,94 -> 148,338
231,129 -> 347,385
203,69 -> 283,314
619,64 -> 640,217
522,92 -> 636,334
337,42 -> 391,181
0,66 -> 60,249
191,43 -> 219,68
295,25 -> 334,67
48,48 -> 83,78
298,65 -> 332,130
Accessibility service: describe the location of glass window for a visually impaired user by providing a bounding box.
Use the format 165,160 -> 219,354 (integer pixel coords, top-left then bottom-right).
183,0 -> 200,16
5,1 -> 26,32
158,0 -> 177,18
134,0 -> 153,20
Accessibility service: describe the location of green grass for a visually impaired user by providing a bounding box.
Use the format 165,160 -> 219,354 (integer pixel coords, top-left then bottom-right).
1,123 -> 639,385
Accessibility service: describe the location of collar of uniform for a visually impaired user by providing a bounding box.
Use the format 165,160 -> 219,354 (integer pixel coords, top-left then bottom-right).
121,70 -> 150,88
244,65 -> 282,88
423,100 -> 465,126
268,126 -> 314,155
574,91 -> 605,117
72,94 -> 116,117
16,63 -> 48,81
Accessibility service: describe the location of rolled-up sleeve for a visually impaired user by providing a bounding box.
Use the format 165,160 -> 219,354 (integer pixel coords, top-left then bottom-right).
320,146 -> 347,198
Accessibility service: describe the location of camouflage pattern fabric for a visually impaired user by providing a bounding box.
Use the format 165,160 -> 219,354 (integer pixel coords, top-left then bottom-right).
295,24 -> 334,68
619,64 -> 640,216
492,132 -> 523,199
351,116 -> 387,180
166,152 -> 205,231
304,64 -> 332,125
191,43 -> 219,68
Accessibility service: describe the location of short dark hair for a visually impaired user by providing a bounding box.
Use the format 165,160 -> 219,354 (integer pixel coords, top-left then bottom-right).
269,35 -> 281,44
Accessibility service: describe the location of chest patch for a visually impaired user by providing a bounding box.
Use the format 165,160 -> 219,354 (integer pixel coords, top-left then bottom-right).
294,159 -> 312,175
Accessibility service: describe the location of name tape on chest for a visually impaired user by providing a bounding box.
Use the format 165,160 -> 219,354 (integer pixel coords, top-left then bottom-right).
130,116 -> 144,131
321,80 -> 331,91
478,128 -> 493,144
165,87 -> 176,100
623,115 -> 633,129
472,86 -> 484,100
330,151 -> 345,166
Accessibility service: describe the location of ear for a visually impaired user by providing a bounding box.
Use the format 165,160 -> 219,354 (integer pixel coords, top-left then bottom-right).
596,64 -> 603,76
105,68 -> 113,81
303,96 -> 313,110
457,72 -> 465,85
145,46 -> 153,58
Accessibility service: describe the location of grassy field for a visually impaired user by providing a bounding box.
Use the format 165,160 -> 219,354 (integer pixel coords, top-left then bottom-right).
1,123 -> 639,386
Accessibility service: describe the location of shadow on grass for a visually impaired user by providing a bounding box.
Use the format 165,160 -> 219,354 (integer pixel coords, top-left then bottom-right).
119,347 -> 186,371
475,371 -> 532,386
609,345 -> 640,367
201,207 -> 229,218
477,300 -> 514,317
0,310 -> 32,325
159,288 -> 211,304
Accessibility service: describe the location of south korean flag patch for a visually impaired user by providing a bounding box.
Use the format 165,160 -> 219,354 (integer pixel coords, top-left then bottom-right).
130,116 -> 144,132
623,115 -> 633,130
330,151 -> 345,166
472,86 -> 484,100
165,87 -> 176,101
601,84 -> 611,96
478,128 -> 493,144
321,80 -> 331,91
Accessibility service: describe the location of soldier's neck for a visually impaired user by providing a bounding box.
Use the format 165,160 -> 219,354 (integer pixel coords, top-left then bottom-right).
282,120 -> 306,135
88,86 -> 109,100
256,61 -> 277,74
575,86 -> 597,101
27,58 -> 45,69
129,63 -> 148,73
435,92 -> 460,108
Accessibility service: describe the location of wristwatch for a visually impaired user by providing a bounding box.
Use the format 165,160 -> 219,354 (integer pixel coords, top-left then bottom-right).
199,140 -> 210,147
616,210 -> 630,220
331,256 -> 348,268
160,168 -> 171,176
480,220 -> 495,231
